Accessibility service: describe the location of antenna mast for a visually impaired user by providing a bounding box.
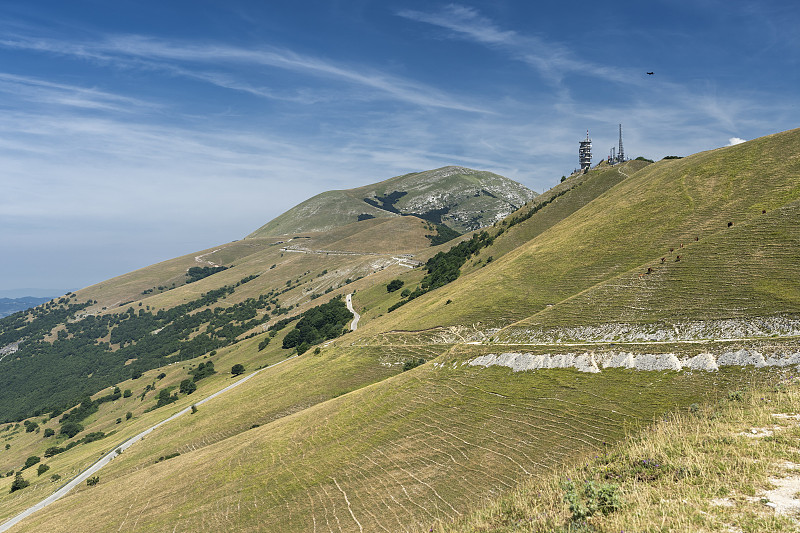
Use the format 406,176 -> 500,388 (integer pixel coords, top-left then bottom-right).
617,124 -> 625,163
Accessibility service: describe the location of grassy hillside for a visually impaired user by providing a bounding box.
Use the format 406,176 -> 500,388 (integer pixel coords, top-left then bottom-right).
446,373 -> 800,532
1,130 -> 799,532
377,128 -> 800,333
3,342 -> 774,532
247,166 -> 537,237
0,216 -> 432,422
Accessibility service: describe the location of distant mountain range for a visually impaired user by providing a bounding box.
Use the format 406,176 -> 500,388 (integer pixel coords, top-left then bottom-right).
0,297 -> 52,318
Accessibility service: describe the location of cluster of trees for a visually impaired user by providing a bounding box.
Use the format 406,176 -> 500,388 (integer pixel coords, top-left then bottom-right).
189,361 -> 216,382
0,277 -> 292,422
386,279 -> 404,293
424,223 -> 461,246
186,266 -> 228,283
388,231 -> 495,312
282,297 -> 352,354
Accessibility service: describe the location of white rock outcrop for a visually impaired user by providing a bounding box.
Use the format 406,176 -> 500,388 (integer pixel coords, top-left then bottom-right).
467,348 -> 800,374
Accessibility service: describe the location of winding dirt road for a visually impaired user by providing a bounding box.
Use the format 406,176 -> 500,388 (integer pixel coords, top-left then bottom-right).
346,293 -> 360,331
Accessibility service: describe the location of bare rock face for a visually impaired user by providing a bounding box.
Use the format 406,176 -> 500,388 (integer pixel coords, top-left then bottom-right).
466,348 -> 800,374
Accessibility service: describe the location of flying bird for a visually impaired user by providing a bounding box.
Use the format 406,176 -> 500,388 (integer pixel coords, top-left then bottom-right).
646,72 -> 654,75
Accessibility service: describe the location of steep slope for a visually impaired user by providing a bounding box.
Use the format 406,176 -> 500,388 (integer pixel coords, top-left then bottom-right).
2,130 -> 799,533
247,166 -> 537,236
377,128 -> 800,333
0,216 -> 432,422
4,342 -> 766,533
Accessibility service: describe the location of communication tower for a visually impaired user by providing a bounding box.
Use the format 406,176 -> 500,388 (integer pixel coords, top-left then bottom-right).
617,124 -> 625,163
579,130 -> 592,172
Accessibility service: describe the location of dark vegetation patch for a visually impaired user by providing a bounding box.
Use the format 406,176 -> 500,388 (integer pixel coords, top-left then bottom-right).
0,277 -> 291,422
386,279 -> 404,293
189,361 -> 216,382
424,223 -> 461,246
388,231 -> 494,312
357,213 -> 375,221
186,266 -> 228,283
281,297 -> 352,355
362,190 -> 407,214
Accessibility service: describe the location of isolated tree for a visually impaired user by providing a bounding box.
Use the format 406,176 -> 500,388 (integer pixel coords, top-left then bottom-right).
9,472 -> 29,493
386,279 -> 404,293
231,364 -> 245,376
43,428 -> 55,438
37,463 -> 50,476
23,456 -> 40,470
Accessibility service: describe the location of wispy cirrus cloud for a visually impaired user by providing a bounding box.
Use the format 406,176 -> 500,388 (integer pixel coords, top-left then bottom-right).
397,4 -> 635,85
0,72 -> 156,112
0,33 -> 487,112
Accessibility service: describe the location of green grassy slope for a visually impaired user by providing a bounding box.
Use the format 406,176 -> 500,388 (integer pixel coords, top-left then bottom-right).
247,166 -> 537,237
0,216 -> 432,423
446,373 -> 800,533
2,129 -> 799,533
7,343 -> 771,533
378,128 -> 800,332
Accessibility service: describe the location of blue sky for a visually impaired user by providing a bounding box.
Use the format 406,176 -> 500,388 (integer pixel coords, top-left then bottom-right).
1,0 -> 798,294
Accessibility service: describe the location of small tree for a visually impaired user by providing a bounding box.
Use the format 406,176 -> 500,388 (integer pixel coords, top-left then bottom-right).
386,279 -> 404,293
126,411 -> 133,420
23,456 -> 41,470
60,421 -> 83,439
179,379 -> 197,395
231,364 -> 245,376
43,428 -> 55,438
37,464 -> 50,476
10,472 -> 29,493
86,476 -> 99,486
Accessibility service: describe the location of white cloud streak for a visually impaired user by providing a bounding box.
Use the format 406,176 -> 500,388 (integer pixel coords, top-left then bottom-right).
397,4 -> 637,86
0,34 -> 486,112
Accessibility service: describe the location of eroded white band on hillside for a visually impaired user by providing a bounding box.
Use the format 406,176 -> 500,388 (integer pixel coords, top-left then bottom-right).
460,349 -> 800,374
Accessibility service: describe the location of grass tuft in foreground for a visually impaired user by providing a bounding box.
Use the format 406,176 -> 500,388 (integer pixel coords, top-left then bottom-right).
444,372 -> 800,532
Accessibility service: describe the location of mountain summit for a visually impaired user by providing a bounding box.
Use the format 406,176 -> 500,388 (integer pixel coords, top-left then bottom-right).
247,166 -> 537,237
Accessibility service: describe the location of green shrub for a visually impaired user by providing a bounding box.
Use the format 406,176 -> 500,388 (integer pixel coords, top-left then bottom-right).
86,476 -> 99,486
23,456 -> 40,470
37,463 -> 50,476
386,279 -> 405,293
231,364 -> 245,376
9,472 -> 29,493
402,358 -> 426,372
562,479 -> 622,522
179,379 -> 197,395
728,390 -> 744,402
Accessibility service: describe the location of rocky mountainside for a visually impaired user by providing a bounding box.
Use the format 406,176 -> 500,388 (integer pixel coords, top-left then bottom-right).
247,165 -> 537,237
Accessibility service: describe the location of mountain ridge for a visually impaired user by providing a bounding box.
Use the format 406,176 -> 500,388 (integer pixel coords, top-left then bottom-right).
247,165 -> 537,237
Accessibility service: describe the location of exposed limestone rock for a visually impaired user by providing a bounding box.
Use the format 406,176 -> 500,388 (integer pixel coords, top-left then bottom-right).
467,349 -> 800,374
